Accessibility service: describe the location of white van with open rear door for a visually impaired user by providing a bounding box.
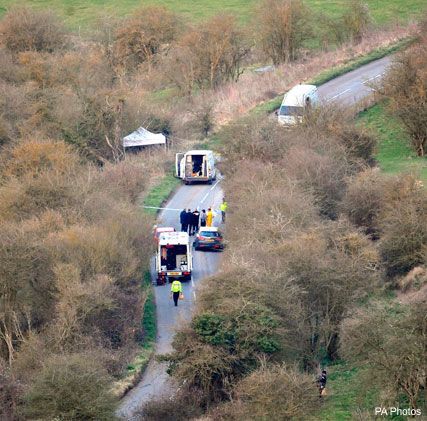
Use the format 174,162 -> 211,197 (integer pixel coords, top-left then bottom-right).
175,150 -> 216,184
155,231 -> 192,285
278,84 -> 319,125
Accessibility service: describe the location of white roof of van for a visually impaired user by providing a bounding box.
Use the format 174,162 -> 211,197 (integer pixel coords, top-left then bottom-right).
281,84 -> 317,107
159,231 -> 189,245
186,150 -> 213,155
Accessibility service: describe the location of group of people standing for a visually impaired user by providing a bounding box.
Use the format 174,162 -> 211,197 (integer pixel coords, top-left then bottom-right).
180,208 -> 213,235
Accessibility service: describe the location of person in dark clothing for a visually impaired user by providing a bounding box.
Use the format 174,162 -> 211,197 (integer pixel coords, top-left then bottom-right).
190,209 -> 200,235
317,370 -> 327,397
180,209 -> 188,232
200,209 -> 207,227
185,209 -> 192,233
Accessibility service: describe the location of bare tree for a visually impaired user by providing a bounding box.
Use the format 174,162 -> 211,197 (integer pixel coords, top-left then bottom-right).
255,0 -> 311,64
379,32 -> 427,156
112,6 -> 179,71
0,6 -> 66,53
167,14 -> 249,92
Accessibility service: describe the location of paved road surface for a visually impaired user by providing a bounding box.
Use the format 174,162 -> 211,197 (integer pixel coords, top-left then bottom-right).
117,55 -> 393,420
117,181 -> 223,420
318,55 -> 392,104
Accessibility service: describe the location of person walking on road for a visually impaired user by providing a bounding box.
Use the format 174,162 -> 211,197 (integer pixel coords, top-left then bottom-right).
180,208 -> 187,232
220,198 -> 228,223
200,209 -> 207,227
170,279 -> 182,307
190,209 -> 200,235
206,208 -> 213,227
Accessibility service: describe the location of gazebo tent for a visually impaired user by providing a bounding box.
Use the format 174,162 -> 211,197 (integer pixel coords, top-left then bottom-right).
122,127 -> 167,150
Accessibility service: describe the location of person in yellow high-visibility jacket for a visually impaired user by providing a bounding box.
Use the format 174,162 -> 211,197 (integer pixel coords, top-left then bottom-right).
220,198 -> 228,223
170,279 -> 182,307
206,208 -> 213,227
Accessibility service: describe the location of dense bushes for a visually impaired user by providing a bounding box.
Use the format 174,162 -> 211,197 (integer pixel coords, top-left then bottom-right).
157,112 -> 382,415
215,364 -> 320,420
0,139 -> 158,418
0,1 -> 386,161
156,102 -> 426,418
23,353 -> 117,420
378,176 -> 427,277
113,6 -> 179,71
380,29 -> 427,156
0,7 -> 66,53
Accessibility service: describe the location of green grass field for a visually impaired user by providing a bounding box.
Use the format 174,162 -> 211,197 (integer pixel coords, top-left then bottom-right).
359,103 -> 427,184
0,0 -> 425,28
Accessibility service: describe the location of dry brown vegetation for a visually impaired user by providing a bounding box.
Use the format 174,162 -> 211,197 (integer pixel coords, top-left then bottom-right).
340,301 -> 427,410
146,103 -> 427,418
379,29 -> 427,156
0,138 -> 165,418
0,4 -> 424,419
256,0 -> 312,64
0,2 -> 414,162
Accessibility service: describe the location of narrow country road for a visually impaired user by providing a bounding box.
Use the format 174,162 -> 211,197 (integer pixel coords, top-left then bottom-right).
117,55 -> 393,420
117,181 -> 223,420
318,55 -> 392,104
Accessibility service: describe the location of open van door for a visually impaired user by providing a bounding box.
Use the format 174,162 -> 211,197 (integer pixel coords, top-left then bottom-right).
175,153 -> 184,178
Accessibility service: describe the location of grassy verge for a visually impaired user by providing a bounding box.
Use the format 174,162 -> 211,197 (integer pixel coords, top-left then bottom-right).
251,37 -> 414,116
359,103 -> 427,183
112,271 -> 156,398
311,362 -> 379,420
113,170 -> 179,396
143,172 -> 181,215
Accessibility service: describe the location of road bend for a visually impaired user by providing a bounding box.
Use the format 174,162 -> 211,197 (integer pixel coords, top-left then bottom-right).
118,55 -> 394,420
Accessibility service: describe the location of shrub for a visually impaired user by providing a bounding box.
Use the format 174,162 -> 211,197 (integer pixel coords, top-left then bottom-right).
342,0 -> 372,44
113,6 -> 179,71
215,364 -> 319,420
0,359 -> 21,420
341,169 -> 385,235
255,0 -> 311,64
219,115 -> 289,165
0,6 -> 66,53
379,176 -> 427,277
379,33 -> 427,156
23,353 -> 117,420
340,301 -> 427,411
167,14 -> 249,92
140,391 -> 204,421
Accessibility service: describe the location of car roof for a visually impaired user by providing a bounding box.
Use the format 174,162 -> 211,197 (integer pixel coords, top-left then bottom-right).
199,226 -> 219,232
186,149 -> 213,155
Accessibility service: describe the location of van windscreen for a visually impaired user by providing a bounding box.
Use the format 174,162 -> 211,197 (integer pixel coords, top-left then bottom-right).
279,105 -> 304,116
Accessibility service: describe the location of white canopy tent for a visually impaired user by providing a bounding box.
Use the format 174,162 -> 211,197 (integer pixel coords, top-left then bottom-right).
122,127 -> 167,149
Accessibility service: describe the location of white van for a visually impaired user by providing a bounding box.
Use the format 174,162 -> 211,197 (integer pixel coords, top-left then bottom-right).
277,84 -> 319,125
175,150 -> 216,184
155,231 -> 192,284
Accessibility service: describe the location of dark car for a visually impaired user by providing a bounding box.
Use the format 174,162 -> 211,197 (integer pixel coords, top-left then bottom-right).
193,227 -> 224,251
